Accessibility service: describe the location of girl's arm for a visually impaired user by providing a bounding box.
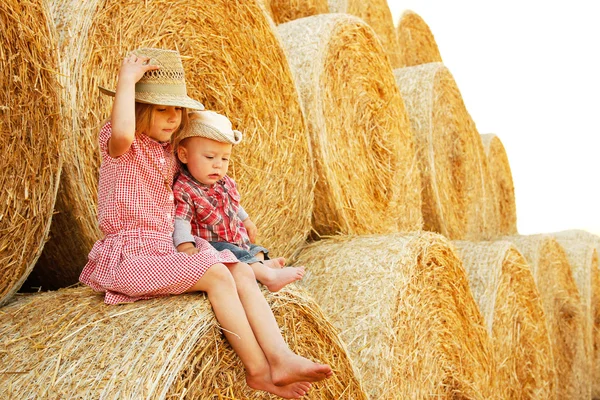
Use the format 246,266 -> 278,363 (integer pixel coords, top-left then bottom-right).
108,54 -> 159,157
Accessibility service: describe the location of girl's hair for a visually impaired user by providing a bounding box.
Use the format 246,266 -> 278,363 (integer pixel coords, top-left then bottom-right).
134,103 -> 189,139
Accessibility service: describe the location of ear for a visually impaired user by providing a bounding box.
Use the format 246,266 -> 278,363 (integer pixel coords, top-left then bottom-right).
177,146 -> 188,164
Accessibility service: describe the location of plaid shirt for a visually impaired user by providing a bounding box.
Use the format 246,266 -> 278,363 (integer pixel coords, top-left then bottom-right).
173,169 -> 250,249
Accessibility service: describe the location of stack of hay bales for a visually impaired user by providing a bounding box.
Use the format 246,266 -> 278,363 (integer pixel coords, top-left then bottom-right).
481,134 -> 517,236
262,0 -> 329,24
396,10 -> 443,68
30,0 -> 314,292
0,0 -> 64,304
394,63 -> 496,241
0,286 -> 367,399
453,241 -> 556,398
327,0 -> 401,67
294,231 -> 497,399
505,234 -> 588,399
277,13 -> 422,236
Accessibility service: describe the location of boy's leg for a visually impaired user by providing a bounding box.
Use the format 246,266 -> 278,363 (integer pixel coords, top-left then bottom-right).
249,261 -> 305,292
186,263 -> 311,398
226,262 -> 333,386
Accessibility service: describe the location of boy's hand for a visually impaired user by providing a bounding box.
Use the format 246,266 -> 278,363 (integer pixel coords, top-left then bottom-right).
177,242 -> 199,255
242,218 -> 258,243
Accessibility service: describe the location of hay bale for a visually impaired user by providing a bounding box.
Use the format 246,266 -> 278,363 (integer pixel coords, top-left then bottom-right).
262,0 -> 329,24
505,234 -> 588,399
394,63 -> 495,240
453,241 -> 556,399
396,10 -> 443,68
30,0 -> 313,288
0,1 -> 63,304
481,134 -> 517,236
277,14 -> 421,237
0,285 -> 366,399
327,0 -> 401,67
294,231 -> 496,399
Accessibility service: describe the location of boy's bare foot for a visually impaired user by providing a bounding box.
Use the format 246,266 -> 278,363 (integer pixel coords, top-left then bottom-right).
263,257 -> 285,269
270,352 -> 333,386
247,373 -> 311,399
262,266 -> 305,292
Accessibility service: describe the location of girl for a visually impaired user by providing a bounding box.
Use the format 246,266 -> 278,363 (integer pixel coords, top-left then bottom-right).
80,48 -> 332,399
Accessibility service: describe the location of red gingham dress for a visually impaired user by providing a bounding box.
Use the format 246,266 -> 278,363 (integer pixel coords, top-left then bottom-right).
79,122 -> 238,305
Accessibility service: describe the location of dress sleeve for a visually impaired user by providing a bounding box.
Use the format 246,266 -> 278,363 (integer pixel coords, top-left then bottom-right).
98,121 -> 134,163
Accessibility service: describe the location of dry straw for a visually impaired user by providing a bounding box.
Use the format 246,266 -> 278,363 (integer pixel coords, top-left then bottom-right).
294,231 -> 497,399
453,241 -> 556,399
505,234 -> 588,399
396,10 -> 443,68
0,285 -> 366,399
278,14 -> 422,237
481,134 -> 517,236
261,0 -> 329,24
31,0 -> 313,286
327,0 -> 402,67
0,1 -> 63,304
394,63 -> 496,240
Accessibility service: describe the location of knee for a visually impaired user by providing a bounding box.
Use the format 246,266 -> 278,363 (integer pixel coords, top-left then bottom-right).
230,262 -> 256,284
204,263 -> 235,289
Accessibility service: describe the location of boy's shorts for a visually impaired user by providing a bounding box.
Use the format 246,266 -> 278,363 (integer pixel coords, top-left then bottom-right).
209,241 -> 270,265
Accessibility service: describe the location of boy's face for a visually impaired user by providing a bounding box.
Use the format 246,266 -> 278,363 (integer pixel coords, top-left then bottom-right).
177,136 -> 232,185
145,105 -> 183,143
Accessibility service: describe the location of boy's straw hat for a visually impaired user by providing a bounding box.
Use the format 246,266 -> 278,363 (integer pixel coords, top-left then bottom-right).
174,111 -> 243,147
99,48 -> 204,110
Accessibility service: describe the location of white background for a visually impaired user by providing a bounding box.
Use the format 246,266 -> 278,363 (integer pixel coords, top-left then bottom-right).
387,0 -> 600,236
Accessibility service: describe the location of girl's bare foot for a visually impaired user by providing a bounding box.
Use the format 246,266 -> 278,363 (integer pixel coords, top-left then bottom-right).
261,266 -> 305,292
270,352 -> 333,386
247,372 -> 311,399
263,257 -> 286,269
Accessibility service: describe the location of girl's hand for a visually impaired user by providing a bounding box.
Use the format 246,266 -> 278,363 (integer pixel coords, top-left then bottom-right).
177,242 -> 199,255
118,53 -> 160,85
242,218 -> 258,243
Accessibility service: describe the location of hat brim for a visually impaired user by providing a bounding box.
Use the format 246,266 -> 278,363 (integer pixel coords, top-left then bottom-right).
98,86 -> 205,110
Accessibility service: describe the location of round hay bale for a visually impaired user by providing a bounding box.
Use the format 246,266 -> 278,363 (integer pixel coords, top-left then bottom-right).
294,231 -> 496,399
453,240 -> 556,399
277,14 -> 422,237
505,234 -> 588,399
0,285 -> 367,399
262,0 -> 329,24
481,134 -> 517,236
396,10 -> 443,68
327,0 -> 401,67
394,63 -> 494,240
551,229 -> 600,398
0,0 -> 63,304
31,0 -> 313,287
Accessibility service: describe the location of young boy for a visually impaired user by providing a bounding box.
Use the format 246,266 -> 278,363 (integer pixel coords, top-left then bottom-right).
172,110 -> 304,292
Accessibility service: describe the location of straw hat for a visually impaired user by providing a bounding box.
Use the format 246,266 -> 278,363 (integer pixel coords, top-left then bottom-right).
99,48 -> 205,110
175,110 -> 243,147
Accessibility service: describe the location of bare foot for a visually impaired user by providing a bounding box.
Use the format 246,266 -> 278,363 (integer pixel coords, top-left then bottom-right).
263,257 -> 285,269
247,373 -> 311,399
270,352 -> 333,386
261,266 -> 305,292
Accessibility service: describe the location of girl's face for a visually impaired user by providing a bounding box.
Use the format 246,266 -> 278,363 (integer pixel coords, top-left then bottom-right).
145,105 -> 183,143
177,137 -> 232,185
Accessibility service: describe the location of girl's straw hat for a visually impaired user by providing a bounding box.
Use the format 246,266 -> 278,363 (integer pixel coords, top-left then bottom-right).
174,110 -> 243,147
99,48 -> 204,110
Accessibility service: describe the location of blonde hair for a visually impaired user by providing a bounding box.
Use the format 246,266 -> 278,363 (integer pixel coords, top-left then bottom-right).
134,103 -> 189,139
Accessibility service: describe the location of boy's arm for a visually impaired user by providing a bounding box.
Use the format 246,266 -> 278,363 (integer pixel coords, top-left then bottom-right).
173,185 -> 198,255
239,206 -> 257,243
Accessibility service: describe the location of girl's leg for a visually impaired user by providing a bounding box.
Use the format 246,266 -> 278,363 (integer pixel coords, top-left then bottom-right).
249,261 -> 305,292
186,263 -> 311,399
226,262 -> 333,386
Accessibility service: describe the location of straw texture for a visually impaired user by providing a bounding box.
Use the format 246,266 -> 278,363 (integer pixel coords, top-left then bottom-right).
396,10 -> 443,68
505,234 -> 587,399
394,63 -> 495,240
31,0 -> 313,285
481,133 -> 517,236
0,285 -> 366,399
0,0 -> 63,304
327,0 -> 401,67
278,14 -> 422,237
453,241 -> 556,399
294,231 -> 497,399
262,0 -> 329,24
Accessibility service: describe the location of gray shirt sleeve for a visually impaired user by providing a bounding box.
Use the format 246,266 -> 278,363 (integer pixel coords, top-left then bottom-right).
173,218 -> 196,247
237,205 -> 248,222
